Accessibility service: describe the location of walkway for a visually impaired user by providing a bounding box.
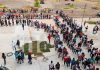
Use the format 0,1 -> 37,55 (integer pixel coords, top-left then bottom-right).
0,18 -> 100,70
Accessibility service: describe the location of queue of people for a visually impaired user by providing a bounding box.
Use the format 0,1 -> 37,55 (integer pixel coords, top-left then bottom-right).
49,10 -> 100,70
0,10 -> 100,70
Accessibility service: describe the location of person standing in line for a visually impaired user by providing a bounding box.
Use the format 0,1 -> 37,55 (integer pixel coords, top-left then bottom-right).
84,21 -> 86,26
8,20 -> 11,26
48,34 -> 51,43
71,58 -> 76,69
21,50 -> 24,63
96,68 -> 99,70
2,53 -> 6,65
58,47 -> 62,58
49,61 -> 54,70
22,23 -> 24,30
4,18 -> 8,26
12,18 -> 14,26
17,51 -> 22,64
28,52 -> 32,64
85,26 -> 88,32
16,40 -> 20,48
12,41 -> 16,51
89,39 -> 94,47
67,56 -> 71,67
55,62 -> 60,70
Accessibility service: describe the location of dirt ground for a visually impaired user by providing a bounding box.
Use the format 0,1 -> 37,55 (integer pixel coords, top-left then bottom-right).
0,0 -> 100,17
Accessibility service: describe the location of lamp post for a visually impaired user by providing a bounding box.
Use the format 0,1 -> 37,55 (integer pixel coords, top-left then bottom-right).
81,3 -> 87,25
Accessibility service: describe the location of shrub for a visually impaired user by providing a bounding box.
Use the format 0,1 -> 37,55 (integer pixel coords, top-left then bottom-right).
34,0 -> 40,8
0,4 -> 5,8
64,4 -> 75,10
32,41 -> 37,54
23,43 -> 29,55
40,41 -> 50,52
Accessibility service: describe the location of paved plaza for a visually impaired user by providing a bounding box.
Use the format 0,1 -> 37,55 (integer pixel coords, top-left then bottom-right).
0,0 -> 100,70
0,18 -> 100,70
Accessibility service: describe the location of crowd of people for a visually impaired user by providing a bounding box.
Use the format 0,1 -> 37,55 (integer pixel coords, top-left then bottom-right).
48,11 -> 100,70
1,10 -> 100,70
0,14 -> 52,27
0,8 -> 53,27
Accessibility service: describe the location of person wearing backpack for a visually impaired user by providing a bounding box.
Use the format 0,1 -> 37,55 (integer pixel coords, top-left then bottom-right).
21,50 -> 24,63
71,58 -> 76,69
17,51 -> 22,64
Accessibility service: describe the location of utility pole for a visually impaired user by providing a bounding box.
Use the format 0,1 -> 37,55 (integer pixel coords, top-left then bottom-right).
81,3 -> 87,25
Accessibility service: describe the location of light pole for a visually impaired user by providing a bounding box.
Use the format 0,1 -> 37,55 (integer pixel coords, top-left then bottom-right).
81,3 -> 87,25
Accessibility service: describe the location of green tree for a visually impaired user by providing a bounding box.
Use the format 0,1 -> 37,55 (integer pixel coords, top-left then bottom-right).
34,0 -> 40,7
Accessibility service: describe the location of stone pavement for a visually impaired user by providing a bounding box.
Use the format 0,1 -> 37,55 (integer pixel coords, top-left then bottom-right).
0,18 -> 100,70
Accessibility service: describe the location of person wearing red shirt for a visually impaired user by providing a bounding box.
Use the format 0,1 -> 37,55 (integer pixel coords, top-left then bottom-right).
62,47 -> 68,60
64,55 -> 67,65
48,34 -> 51,43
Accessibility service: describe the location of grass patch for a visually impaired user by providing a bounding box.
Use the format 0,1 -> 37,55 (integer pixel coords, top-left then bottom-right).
40,41 -> 54,52
40,41 -> 50,52
34,0 -> 41,8
23,41 -> 54,56
32,41 -> 37,55
0,4 -> 5,8
64,3 -> 75,10
32,41 -> 43,56
86,21 -> 97,24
